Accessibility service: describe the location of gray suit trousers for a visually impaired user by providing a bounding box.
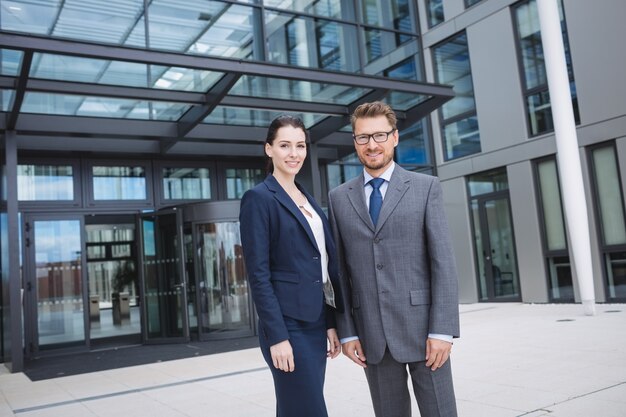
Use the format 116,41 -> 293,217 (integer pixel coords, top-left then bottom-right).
364,349 -> 457,417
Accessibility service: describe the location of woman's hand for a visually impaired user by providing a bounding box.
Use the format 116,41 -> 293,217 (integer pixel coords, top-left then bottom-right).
270,340 -> 295,372
327,328 -> 341,359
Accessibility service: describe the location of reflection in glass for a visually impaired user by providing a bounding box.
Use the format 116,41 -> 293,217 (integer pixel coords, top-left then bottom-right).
471,200 -> 487,300
266,11 -> 359,72
361,0 -> 412,32
142,214 -> 186,339
92,166 -> 146,200
433,33 -> 480,160
163,167 -> 211,200
226,168 -> 264,199
30,53 -> 223,92
18,165 -> 74,201
466,0 -> 483,7
514,0 -> 578,136
427,0 -> 444,27
396,119 -> 429,166
0,49 -> 23,76
22,92 -> 190,121
605,252 -> 626,300
547,256 -> 574,302
537,159 -> 566,251
363,27 -> 415,63
230,75 -> 368,105
264,0 -> 347,19
86,224 -> 140,339
485,198 -> 519,298
205,106 -> 331,128
326,153 -> 362,190
148,1 -> 258,60
0,90 -> 14,112
1,0 -> 63,35
468,168 -> 509,197
197,222 -> 251,335
443,115 -> 480,160
592,146 -> 626,246
34,220 -> 84,347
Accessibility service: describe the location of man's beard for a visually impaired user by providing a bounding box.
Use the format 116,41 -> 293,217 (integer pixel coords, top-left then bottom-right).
358,153 -> 393,171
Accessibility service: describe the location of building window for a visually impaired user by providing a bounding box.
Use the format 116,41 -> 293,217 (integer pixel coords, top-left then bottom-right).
92,166 -> 147,200
265,11 -> 359,72
426,0 -> 444,28
535,157 -> 574,302
465,0 -> 484,7
17,164 -> 74,201
467,169 -> 520,301
513,0 -> 579,137
433,32 -> 481,160
162,167 -> 211,200
589,144 -> 626,301
225,168 -> 264,199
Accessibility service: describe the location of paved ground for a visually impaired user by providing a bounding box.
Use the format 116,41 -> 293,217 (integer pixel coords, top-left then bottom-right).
1,303 -> 625,417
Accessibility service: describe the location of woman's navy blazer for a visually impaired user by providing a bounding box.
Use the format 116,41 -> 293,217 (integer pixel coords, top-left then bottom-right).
239,175 -> 343,346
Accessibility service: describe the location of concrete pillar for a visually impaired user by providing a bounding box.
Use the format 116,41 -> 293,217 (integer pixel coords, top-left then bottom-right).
537,0 -> 595,315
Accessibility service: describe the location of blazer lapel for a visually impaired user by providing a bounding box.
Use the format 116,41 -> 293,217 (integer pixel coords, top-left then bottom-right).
375,166 -> 410,233
346,173 -> 376,233
265,175 -> 318,251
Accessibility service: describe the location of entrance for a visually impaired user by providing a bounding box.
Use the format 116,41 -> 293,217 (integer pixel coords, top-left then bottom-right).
183,201 -> 253,340
23,215 -> 87,354
139,209 -> 189,342
471,195 -> 521,300
23,202 -> 253,357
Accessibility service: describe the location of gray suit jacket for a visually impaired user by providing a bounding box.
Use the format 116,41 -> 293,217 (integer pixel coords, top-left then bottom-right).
328,165 -> 460,365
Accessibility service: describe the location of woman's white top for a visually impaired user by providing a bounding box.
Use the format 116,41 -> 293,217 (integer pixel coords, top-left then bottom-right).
300,199 -> 329,283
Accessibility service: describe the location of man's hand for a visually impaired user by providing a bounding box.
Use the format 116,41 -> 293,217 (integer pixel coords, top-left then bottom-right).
342,340 -> 367,368
425,338 -> 452,371
270,340 -> 295,372
327,329 -> 341,359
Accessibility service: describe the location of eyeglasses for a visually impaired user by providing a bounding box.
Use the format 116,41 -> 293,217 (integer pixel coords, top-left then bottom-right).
353,129 -> 396,145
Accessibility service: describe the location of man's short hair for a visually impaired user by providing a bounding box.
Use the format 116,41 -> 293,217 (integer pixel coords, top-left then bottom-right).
351,101 -> 397,131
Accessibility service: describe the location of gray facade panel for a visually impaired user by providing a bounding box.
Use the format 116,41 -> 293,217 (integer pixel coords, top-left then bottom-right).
441,177 -> 478,303
565,0 -> 626,125
507,161 -> 547,302
467,8 -> 527,153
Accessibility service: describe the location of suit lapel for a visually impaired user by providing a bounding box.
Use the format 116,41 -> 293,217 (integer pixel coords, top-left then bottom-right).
346,173 -> 376,233
375,166 -> 410,233
265,175 -> 318,251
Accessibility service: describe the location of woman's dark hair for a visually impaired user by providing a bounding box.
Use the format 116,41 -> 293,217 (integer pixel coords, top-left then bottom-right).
265,115 -> 309,174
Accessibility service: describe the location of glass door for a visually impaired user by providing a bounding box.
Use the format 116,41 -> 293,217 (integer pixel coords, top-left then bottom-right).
24,216 -> 87,354
139,209 -> 189,342
195,221 -> 252,339
472,195 -> 521,301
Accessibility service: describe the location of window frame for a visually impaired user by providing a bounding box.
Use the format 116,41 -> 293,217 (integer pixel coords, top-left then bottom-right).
84,159 -> 154,208
153,160 -> 218,208
16,157 -> 82,209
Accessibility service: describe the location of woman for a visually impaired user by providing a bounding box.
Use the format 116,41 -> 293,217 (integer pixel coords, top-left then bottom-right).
239,115 -> 343,417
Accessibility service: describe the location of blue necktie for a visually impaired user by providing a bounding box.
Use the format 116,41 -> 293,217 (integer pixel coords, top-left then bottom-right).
369,178 -> 384,226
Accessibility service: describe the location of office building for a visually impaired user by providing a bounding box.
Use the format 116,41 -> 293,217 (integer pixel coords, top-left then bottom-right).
1,0 -> 624,373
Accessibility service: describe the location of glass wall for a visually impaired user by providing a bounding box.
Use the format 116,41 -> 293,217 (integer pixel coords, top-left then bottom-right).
92,166 -> 147,201
426,0 -> 444,28
433,32 -> 480,160
589,144 -> 626,301
17,165 -> 74,201
535,157 -> 574,302
513,0 -> 579,136
162,167 -> 212,200
265,10 -> 359,72
225,168 -> 264,199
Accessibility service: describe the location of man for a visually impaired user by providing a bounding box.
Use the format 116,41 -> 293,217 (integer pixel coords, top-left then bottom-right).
329,101 -> 460,417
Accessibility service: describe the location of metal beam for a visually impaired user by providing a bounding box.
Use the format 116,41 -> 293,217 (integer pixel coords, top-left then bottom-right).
0,33 -> 455,97
308,89 -> 390,143
176,73 -> 241,139
7,51 -> 33,130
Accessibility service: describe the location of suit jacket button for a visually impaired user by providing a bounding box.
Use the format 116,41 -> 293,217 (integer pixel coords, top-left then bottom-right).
374,238 -> 380,244
376,264 -> 383,270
